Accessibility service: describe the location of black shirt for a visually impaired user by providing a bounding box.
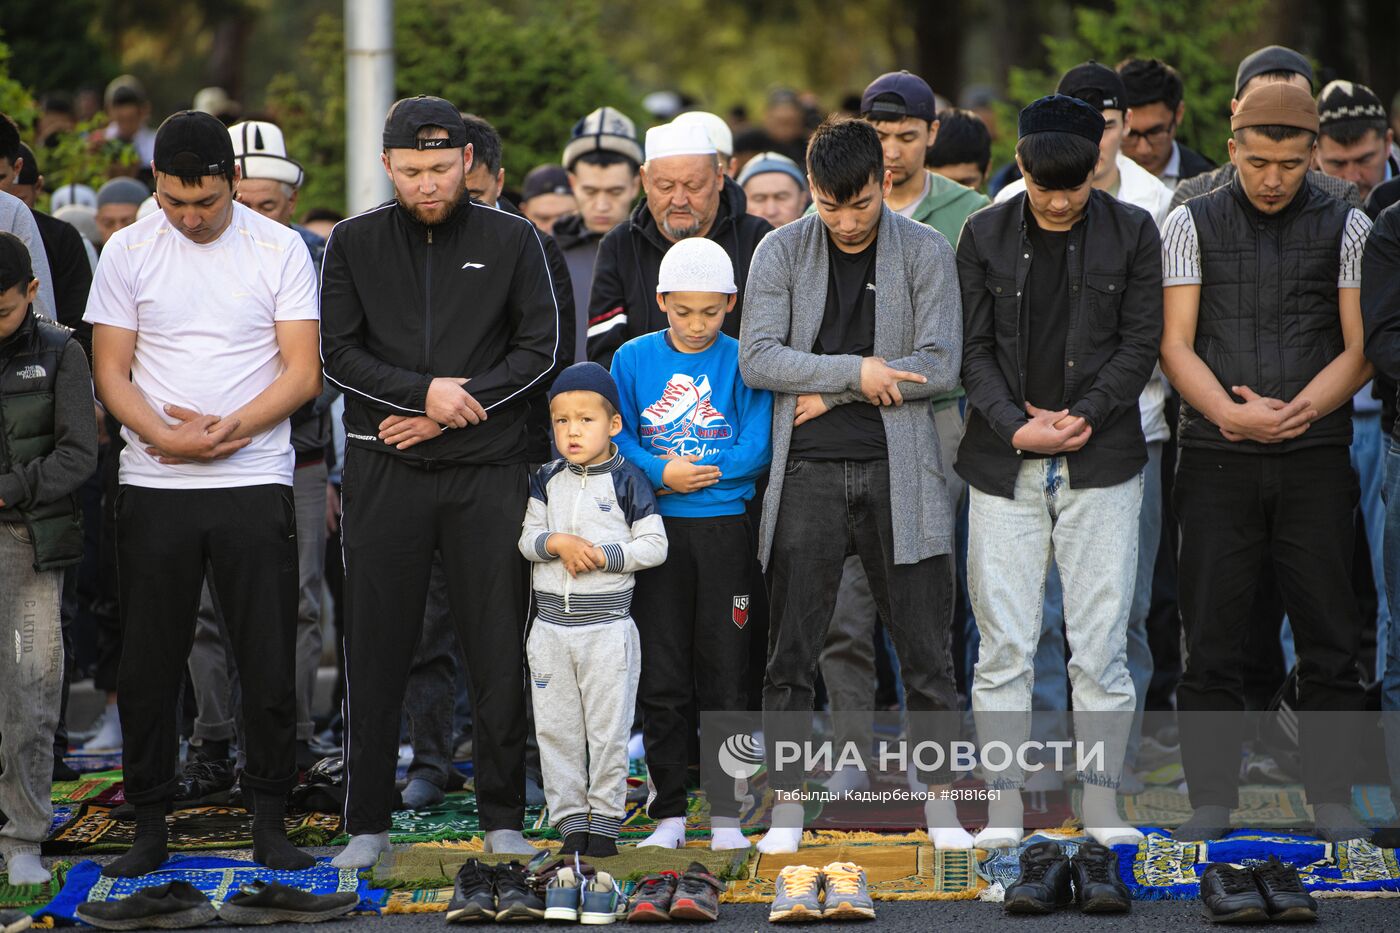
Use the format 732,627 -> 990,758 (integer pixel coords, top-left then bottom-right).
790,236 -> 888,460
1023,217 -> 1072,414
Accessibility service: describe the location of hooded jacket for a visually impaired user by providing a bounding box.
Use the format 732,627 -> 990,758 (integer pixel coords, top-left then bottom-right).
585,177 -> 772,369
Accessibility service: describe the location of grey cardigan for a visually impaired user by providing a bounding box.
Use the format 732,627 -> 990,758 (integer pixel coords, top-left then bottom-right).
739,207 -> 963,568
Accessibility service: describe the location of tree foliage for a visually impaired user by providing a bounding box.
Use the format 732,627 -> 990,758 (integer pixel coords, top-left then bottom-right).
267,0 -> 636,215
992,0 -> 1267,168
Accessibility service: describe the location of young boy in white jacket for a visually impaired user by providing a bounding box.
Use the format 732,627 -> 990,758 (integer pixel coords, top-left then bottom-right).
519,362 -> 668,858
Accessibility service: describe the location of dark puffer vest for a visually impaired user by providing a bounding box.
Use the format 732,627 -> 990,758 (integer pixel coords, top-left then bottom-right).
1180,179 -> 1354,452
0,313 -> 83,570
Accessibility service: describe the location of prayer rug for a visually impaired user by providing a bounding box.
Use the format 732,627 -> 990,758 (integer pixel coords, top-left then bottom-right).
329,793 -> 548,845
1073,784 -> 1314,828
39,856 -> 381,924
41,805 -> 341,854
722,836 -> 982,902
1353,785 -> 1398,824
0,863 -> 70,911
47,807 -> 76,839
1118,830 -> 1400,900
50,772 -> 121,805
63,753 -> 123,774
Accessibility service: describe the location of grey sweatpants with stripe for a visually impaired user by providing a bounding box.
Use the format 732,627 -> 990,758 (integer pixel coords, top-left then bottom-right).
527,616 -> 639,839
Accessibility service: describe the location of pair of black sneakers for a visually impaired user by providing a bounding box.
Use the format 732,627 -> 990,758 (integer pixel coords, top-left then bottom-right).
1199,858 -> 1318,923
446,859 -> 546,923
74,880 -> 358,929
1004,841 -> 1132,914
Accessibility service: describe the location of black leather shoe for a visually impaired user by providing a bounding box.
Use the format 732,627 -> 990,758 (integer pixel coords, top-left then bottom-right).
1004,841 -> 1073,914
1069,842 -> 1131,913
1199,863 -> 1269,923
1251,857 -> 1318,922
172,758 -> 237,807
218,881 -> 359,924
75,880 -> 217,930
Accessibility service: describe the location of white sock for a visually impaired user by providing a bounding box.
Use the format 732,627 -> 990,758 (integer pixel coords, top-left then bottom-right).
924,798 -> 974,849
1081,783 -> 1143,847
637,816 -> 685,849
756,802 -> 804,854
3,849 -> 50,885
483,829 -> 539,855
330,832 -> 390,869
710,817 -> 749,851
823,765 -> 869,794
973,789 -> 1023,849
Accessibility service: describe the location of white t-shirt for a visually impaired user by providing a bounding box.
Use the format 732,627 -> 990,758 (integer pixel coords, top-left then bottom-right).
83,201 -> 319,489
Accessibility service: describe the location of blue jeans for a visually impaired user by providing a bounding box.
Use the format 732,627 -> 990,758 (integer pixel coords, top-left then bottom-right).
1380,439 -> 1400,794
1030,443 -> 1161,770
1355,412 -> 1389,680
969,458 -> 1142,789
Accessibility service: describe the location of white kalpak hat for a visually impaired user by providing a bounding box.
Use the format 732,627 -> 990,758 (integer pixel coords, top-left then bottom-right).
657,237 -> 736,295
672,111 -> 733,157
645,121 -> 717,163
229,121 -> 304,188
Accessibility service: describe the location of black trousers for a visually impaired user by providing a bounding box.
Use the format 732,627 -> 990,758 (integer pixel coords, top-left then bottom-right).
1175,446 -> 1365,807
340,448 -> 527,835
632,514 -> 754,820
115,484 -> 299,805
764,459 -> 959,789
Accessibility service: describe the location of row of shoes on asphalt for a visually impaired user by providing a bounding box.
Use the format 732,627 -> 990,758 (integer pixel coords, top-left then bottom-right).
446,856 -> 725,924
73,880 -> 358,929
1198,858 -> 1318,924
769,863 -> 875,923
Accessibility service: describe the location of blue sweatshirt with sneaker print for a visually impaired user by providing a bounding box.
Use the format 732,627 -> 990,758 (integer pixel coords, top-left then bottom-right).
611,330 -> 773,518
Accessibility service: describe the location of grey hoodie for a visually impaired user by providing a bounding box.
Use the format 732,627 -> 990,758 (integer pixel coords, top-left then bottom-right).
1,190 -> 57,321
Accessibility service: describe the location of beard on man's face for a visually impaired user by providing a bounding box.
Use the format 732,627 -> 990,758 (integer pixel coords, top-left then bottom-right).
396,184 -> 465,226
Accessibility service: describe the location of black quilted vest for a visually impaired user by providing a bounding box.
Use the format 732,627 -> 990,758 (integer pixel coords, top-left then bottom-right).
1179,179 -> 1353,452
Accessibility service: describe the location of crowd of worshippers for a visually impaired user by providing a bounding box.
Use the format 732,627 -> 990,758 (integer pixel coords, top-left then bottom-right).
3,41 -> 1400,884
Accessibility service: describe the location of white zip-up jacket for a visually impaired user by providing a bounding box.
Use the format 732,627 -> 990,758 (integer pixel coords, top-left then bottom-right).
519,446 -> 668,624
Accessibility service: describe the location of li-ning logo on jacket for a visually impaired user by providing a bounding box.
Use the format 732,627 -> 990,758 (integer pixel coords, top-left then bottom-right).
16,364 -> 47,380
641,373 -> 732,457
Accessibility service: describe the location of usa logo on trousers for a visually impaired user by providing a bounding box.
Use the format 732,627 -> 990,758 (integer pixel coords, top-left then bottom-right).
732,595 -> 750,629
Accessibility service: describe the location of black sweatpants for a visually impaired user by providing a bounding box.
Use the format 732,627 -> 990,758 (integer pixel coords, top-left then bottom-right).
632,514 -> 754,820
340,447 -> 527,835
115,484 -> 299,805
1175,446 -> 1365,807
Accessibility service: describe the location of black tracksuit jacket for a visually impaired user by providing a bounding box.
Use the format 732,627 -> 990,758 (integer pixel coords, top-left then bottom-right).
320,197 -> 565,465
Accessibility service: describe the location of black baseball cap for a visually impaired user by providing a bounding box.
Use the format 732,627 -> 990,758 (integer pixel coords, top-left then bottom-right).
153,110 -> 236,177
521,164 -> 572,203
1057,61 -> 1127,113
861,70 -> 938,123
382,96 -> 468,150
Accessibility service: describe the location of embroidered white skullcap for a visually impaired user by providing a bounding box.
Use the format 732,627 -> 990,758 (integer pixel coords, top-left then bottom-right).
672,111 -> 733,157
656,237 -> 736,295
645,121 -> 717,162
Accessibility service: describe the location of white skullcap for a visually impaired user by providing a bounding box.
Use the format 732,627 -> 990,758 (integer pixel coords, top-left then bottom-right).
645,121 -> 716,162
50,183 -> 98,211
137,196 -> 161,220
657,237 -> 736,295
672,111 -> 733,157
229,121 -> 304,188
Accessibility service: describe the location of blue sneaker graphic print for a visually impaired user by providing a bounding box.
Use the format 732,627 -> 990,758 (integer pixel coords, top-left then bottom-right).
640,373 -> 732,457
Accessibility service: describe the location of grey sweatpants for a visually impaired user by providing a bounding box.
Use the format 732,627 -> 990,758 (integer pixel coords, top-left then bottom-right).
527,616 -> 639,839
188,462 -> 328,744
0,523 -> 63,857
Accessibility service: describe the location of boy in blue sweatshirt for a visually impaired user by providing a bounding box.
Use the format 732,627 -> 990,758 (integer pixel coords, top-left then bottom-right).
611,237 -> 773,851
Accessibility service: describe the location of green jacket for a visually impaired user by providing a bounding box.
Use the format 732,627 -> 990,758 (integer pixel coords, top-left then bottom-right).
806,172 -> 987,408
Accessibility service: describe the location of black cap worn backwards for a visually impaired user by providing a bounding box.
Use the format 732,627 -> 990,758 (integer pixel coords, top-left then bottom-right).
1018,94 -> 1107,144
1235,45 -> 1313,97
383,96 -> 468,150
1057,61 -> 1127,113
153,110 -> 236,177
